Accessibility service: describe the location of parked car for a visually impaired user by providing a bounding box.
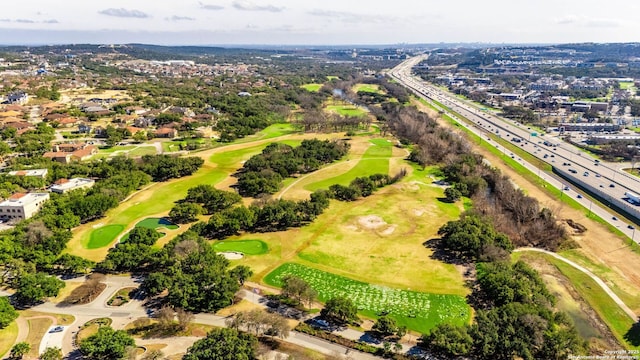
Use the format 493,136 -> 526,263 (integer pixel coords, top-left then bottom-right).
49,326 -> 63,333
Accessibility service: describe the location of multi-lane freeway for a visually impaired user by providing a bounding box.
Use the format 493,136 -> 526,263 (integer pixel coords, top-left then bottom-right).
389,56 -> 640,241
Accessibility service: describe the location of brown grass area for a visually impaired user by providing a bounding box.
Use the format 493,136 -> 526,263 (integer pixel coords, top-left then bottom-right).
215,299 -> 263,317
26,318 -> 52,358
20,311 -> 75,326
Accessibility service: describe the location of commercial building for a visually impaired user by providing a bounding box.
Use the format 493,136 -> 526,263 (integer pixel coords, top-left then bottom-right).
50,178 -> 95,194
8,168 -> 49,179
0,192 -> 49,220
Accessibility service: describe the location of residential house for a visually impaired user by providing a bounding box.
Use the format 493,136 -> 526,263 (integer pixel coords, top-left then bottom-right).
6,91 -> 28,105
44,143 -> 98,164
154,127 -> 177,138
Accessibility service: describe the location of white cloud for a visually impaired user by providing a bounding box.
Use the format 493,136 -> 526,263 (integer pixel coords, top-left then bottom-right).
232,1 -> 284,12
166,16 -> 195,21
98,8 -> 151,19
556,15 -> 621,28
198,2 -> 224,10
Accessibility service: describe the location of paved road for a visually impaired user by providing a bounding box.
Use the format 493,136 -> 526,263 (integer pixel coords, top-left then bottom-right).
514,248 -> 637,320
388,57 -> 640,242
26,277 -> 384,359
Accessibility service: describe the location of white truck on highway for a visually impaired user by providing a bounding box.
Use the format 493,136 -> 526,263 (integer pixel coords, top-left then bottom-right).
625,192 -> 640,205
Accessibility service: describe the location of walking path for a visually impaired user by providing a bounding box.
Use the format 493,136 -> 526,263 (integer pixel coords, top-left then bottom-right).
514,247 -> 637,320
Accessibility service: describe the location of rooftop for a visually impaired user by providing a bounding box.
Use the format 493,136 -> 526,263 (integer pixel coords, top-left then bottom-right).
0,192 -> 49,206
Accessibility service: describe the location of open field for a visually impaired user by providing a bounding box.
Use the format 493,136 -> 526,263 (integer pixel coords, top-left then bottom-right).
213,240 -> 269,255
88,224 -> 125,249
305,138 -> 392,191
619,82 -> 635,90
0,322 -> 18,358
301,84 -> 323,92
264,262 -> 471,334
325,104 -> 367,117
353,84 -> 385,94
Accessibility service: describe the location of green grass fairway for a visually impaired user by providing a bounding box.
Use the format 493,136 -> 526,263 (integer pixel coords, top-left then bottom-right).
305,139 -> 392,191
213,240 -> 269,255
326,104 -> 367,117
135,217 -> 179,230
128,146 -> 157,156
353,84 -> 384,94
264,263 -> 471,334
88,224 -> 125,249
301,84 -> 323,92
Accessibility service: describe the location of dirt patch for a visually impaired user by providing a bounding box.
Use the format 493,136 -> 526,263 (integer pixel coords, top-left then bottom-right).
219,251 -> 244,260
413,208 -> 427,217
357,215 -> 387,229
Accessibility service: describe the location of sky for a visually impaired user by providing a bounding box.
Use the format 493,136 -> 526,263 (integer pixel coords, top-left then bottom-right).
1,0 -> 639,45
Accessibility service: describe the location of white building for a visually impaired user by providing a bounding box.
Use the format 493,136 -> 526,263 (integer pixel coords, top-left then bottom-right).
8,169 -> 48,179
0,192 -> 49,220
50,178 -> 95,194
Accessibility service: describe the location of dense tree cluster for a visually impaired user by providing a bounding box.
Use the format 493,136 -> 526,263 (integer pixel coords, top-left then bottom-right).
0,297 -> 18,329
424,261 -> 585,359
321,296 -> 359,325
183,328 -> 257,360
139,155 -> 204,181
138,233 -> 249,312
78,326 -> 135,360
236,139 -> 349,197
437,214 -> 513,262
328,172 -> 401,201
98,227 -> 163,273
227,309 -> 290,339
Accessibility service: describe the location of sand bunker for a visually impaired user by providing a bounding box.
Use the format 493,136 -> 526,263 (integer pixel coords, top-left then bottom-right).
356,215 -> 396,235
219,252 -> 244,260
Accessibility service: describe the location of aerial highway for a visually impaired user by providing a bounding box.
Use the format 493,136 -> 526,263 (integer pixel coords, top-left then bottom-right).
389,56 -> 640,242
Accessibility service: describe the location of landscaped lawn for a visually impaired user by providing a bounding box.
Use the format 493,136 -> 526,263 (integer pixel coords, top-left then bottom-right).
305,139 -> 391,191
87,224 -> 125,249
0,322 -> 18,358
264,262 -> 471,334
301,83 -> 323,92
353,84 -> 384,94
162,141 -> 183,152
128,146 -> 158,156
325,104 -> 367,117
98,145 -> 137,153
213,239 -> 269,255
135,217 -> 179,230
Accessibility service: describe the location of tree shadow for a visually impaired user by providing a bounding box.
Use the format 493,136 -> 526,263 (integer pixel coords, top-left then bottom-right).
423,238 -> 467,265
624,320 -> 640,346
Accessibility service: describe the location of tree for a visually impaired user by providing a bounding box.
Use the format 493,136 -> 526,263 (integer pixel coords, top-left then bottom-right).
423,323 -> 473,356
444,187 -> 462,203
229,265 -> 253,285
183,328 -> 257,360
39,347 -> 63,360
321,296 -> 358,325
0,296 -> 18,329
78,326 -> 135,360
281,275 -> 316,306
14,272 -> 65,305
372,315 -> 399,338
176,308 -> 194,331
141,349 -> 165,360
169,203 -> 203,223
10,342 -> 30,359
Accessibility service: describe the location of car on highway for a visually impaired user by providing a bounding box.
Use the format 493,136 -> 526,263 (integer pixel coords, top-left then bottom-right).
610,184 -> 615,188
612,216 -> 618,221
595,174 -> 601,177
563,186 -> 570,191
577,194 -> 582,199
628,225 -> 635,230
